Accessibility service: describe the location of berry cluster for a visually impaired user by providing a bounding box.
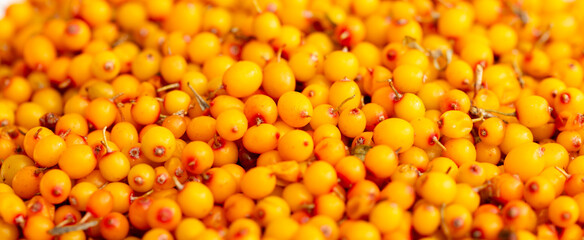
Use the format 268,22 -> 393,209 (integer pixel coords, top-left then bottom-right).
1,0 -> 584,239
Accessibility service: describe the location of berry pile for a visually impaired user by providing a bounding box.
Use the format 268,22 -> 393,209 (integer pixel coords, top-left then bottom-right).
1,0 -> 584,239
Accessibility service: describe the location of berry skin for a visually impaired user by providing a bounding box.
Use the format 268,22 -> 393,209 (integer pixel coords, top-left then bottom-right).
373,118 -> 414,153
223,61 -> 263,98
141,126 -> 176,163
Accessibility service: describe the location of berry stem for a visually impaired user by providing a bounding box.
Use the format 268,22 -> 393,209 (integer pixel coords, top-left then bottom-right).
482,109 -> 516,117
440,203 -> 452,240
403,36 -> 426,53
334,94 -> 356,113
172,176 -> 184,191
276,44 -> 286,63
156,83 -> 180,92
474,64 -> 484,94
129,189 -> 154,201
101,126 -> 112,153
252,0 -> 262,14
387,79 -> 403,101
554,166 -> 571,178
55,217 -> 74,228
432,136 -> 447,152
49,220 -> 99,236
512,60 -> 525,88
187,82 -> 210,112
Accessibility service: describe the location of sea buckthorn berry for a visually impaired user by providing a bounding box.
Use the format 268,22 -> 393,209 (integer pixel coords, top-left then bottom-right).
457,163 -> 486,187
175,218 -> 205,240
216,109 -> 248,141
187,116 -> 216,142
542,143 -> 569,169
440,89 -> 472,113
373,118 -> 414,153
58,144 -> 97,179
175,181 -> 213,219
278,130 -> 314,162
100,212 -> 130,240
203,167 -> 236,203
91,51 -> 120,81
416,171 -> 457,205
323,51 -> 359,82
223,61 -> 263,98
181,141 -> 213,175
62,19 -> 91,51
224,193 -> 255,222
210,137 -> 238,167
391,163 -> 420,185
501,200 -> 537,231
69,182 -> 98,212
0,155 -> 34,186
410,117 -> 442,150
131,95 -> 161,126
442,138 -> 477,166
241,167 -> 276,199
438,110 -> 473,139
516,95 -> 551,128
252,11 -> 281,42
335,156 -> 366,188
338,108 -> 366,138
556,130 -> 582,152
84,98 -> 117,130
549,196 -> 580,228
314,137 -> 346,165
99,149 -> 131,182
310,104 -> 339,129
260,60 -> 296,99
209,95 -> 244,118
446,60 -> 473,90
487,24 -> 518,55
163,91 -> 191,116
504,142 -> 545,181
302,83 -> 329,107
33,134 -> 66,168
265,217 -> 299,240
141,126 -> 176,162
147,198 -> 182,231
471,212 -> 503,240
370,201 -> 403,234
11,166 -> 42,199
160,55 -> 187,84
23,35 -> 56,71
304,161 -> 337,196
312,124 -> 341,144
443,204 -> 473,238
552,59 -> 583,88
39,169 -> 71,204
242,124 -> 279,154
131,49 -> 162,81
244,94 -> 278,126
253,196 -> 290,226
23,215 -> 54,240
393,65 -> 425,93
329,79 -> 361,113
523,176 -> 555,210
128,196 -> 152,230
500,123 -> 534,155
15,102 -> 47,130
278,91 -> 313,128
364,145 -> 398,179
554,88 -> 584,114
478,117 -> 506,146
290,51 -> 322,83
412,203 -> 440,235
